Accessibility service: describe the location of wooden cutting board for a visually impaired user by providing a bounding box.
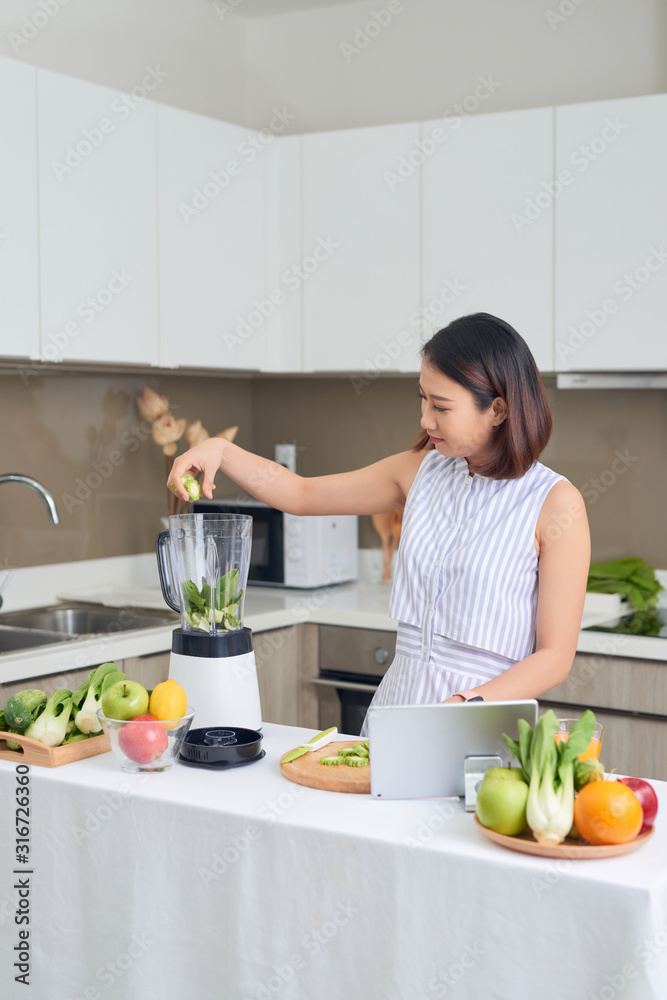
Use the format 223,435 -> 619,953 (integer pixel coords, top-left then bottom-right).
280,740 -> 370,794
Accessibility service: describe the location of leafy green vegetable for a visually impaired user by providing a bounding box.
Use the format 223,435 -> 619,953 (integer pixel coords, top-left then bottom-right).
24,689 -> 73,747
75,662 -> 125,734
587,557 -> 663,611
181,572 -> 243,633
503,709 -> 597,846
0,709 -> 24,750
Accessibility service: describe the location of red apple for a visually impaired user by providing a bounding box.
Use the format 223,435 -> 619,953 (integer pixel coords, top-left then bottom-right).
118,714 -> 168,765
618,777 -> 658,833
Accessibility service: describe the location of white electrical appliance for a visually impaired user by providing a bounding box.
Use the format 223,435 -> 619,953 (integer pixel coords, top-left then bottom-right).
156,513 -> 262,731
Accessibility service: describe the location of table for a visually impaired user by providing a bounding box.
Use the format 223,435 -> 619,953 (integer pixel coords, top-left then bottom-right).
1,723 -> 666,1000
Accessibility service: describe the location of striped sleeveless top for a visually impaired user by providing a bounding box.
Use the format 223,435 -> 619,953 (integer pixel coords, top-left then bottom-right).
389,451 -> 566,661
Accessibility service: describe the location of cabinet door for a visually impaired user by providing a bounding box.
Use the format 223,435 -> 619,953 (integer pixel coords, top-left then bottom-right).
302,123 -> 422,373
158,106 -> 266,370
555,94 -> 667,371
422,108 -> 554,372
264,135 -> 302,372
37,69 -> 158,365
0,58 -> 39,360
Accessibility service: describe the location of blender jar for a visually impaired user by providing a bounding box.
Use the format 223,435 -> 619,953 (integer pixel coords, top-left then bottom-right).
156,513 -> 252,633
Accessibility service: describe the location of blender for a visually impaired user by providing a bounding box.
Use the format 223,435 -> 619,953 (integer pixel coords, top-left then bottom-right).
156,513 -> 262,731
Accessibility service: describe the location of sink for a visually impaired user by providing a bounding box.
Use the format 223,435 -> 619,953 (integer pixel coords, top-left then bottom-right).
0,603 -> 177,636
0,625 -> 73,653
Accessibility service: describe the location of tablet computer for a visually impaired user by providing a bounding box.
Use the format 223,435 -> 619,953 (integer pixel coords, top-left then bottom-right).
367,700 -> 538,800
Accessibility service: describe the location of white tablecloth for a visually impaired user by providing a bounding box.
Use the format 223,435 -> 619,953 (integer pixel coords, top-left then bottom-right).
1,723 -> 666,1000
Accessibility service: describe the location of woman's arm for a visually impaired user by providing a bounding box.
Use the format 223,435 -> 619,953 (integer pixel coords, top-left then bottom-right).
167,437 -> 425,517
446,480 -> 591,702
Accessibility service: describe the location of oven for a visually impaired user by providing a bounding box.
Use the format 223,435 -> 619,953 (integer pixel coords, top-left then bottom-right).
312,625 -> 397,736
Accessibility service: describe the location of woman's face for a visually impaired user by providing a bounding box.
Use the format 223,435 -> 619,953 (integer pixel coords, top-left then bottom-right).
418,362 -> 507,470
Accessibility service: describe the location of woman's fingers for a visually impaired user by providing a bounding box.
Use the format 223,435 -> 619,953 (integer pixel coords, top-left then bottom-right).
166,448 -> 219,501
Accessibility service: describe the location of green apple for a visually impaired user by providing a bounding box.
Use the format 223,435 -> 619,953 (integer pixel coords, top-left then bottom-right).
101,680 -> 149,721
476,776 -> 529,836
484,767 -> 526,782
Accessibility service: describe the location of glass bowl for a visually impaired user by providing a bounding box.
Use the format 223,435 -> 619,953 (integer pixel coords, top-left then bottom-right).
96,707 -> 195,773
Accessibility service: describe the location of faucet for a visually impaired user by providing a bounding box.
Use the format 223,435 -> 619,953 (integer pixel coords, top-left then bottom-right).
0,474 -> 60,525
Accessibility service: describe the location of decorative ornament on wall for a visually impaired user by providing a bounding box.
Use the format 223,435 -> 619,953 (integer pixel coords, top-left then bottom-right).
135,387 -> 238,515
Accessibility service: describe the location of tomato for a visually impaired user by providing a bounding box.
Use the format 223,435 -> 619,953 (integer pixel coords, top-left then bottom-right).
118,714 -> 168,765
618,777 -> 659,833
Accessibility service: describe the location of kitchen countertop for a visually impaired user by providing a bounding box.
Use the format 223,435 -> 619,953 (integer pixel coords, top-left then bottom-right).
1,553 -> 667,683
1,721 -> 665,1000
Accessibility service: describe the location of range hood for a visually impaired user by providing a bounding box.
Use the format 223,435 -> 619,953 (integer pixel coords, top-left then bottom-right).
557,373 -> 667,389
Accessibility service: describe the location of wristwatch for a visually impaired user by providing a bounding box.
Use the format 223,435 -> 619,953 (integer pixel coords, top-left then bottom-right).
454,691 -> 484,702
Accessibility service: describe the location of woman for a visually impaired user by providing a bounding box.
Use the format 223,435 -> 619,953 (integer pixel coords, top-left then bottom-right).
168,313 -> 590,733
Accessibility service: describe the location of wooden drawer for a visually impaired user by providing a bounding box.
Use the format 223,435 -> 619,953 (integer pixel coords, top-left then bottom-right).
542,652 -> 667,717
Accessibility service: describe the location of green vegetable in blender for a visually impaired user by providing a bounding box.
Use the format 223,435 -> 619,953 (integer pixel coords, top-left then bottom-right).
502,709 -> 596,846
182,473 -> 202,502
181,568 -> 244,632
75,662 -> 125,734
3,689 -> 47,730
24,689 -> 73,747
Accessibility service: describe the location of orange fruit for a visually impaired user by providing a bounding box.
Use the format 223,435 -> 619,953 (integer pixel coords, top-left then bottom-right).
574,779 -> 643,845
148,679 -> 188,730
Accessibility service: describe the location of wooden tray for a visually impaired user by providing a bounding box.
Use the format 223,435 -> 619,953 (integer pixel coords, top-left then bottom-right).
280,740 -> 370,794
0,730 -> 111,767
474,814 -> 655,858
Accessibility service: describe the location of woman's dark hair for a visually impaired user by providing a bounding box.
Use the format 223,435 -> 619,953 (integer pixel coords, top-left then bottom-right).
414,312 -> 552,479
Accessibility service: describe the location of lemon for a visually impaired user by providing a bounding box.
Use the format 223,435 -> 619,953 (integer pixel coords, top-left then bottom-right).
148,679 -> 187,730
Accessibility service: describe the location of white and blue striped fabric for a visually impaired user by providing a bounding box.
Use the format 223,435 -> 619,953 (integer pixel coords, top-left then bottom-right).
360,451 -> 566,736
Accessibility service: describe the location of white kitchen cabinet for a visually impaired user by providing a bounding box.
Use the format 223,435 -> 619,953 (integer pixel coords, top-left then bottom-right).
158,105 -> 266,370
264,135 -> 303,372
555,94 -> 667,371
422,107 -> 554,372
37,69 -> 158,365
0,58 -> 40,361
302,123 -> 422,374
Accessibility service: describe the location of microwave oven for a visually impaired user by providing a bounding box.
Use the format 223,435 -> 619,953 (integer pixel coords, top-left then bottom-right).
192,499 -> 358,589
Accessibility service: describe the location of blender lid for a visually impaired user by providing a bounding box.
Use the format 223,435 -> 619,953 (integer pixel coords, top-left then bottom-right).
179,726 -> 263,768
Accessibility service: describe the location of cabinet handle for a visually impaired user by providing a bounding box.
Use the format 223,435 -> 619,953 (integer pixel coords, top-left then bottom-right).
311,678 -> 379,694
374,647 -> 390,666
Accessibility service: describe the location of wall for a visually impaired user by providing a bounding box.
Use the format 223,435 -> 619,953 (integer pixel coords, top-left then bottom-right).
246,0 -> 667,131
0,369 -> 253,569
0,0 -> 249,125
1,367 -> 666,569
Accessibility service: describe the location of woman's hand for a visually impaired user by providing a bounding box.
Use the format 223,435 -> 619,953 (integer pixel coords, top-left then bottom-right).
167,438 -> 227,502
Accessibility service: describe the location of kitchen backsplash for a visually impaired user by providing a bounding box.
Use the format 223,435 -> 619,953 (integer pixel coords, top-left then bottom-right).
1,368 -> 665,569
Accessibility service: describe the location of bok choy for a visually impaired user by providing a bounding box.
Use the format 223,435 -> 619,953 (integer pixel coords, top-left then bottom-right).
24,689 -> 73,747
503,709 -> 596,846
75,662 -> 125,734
